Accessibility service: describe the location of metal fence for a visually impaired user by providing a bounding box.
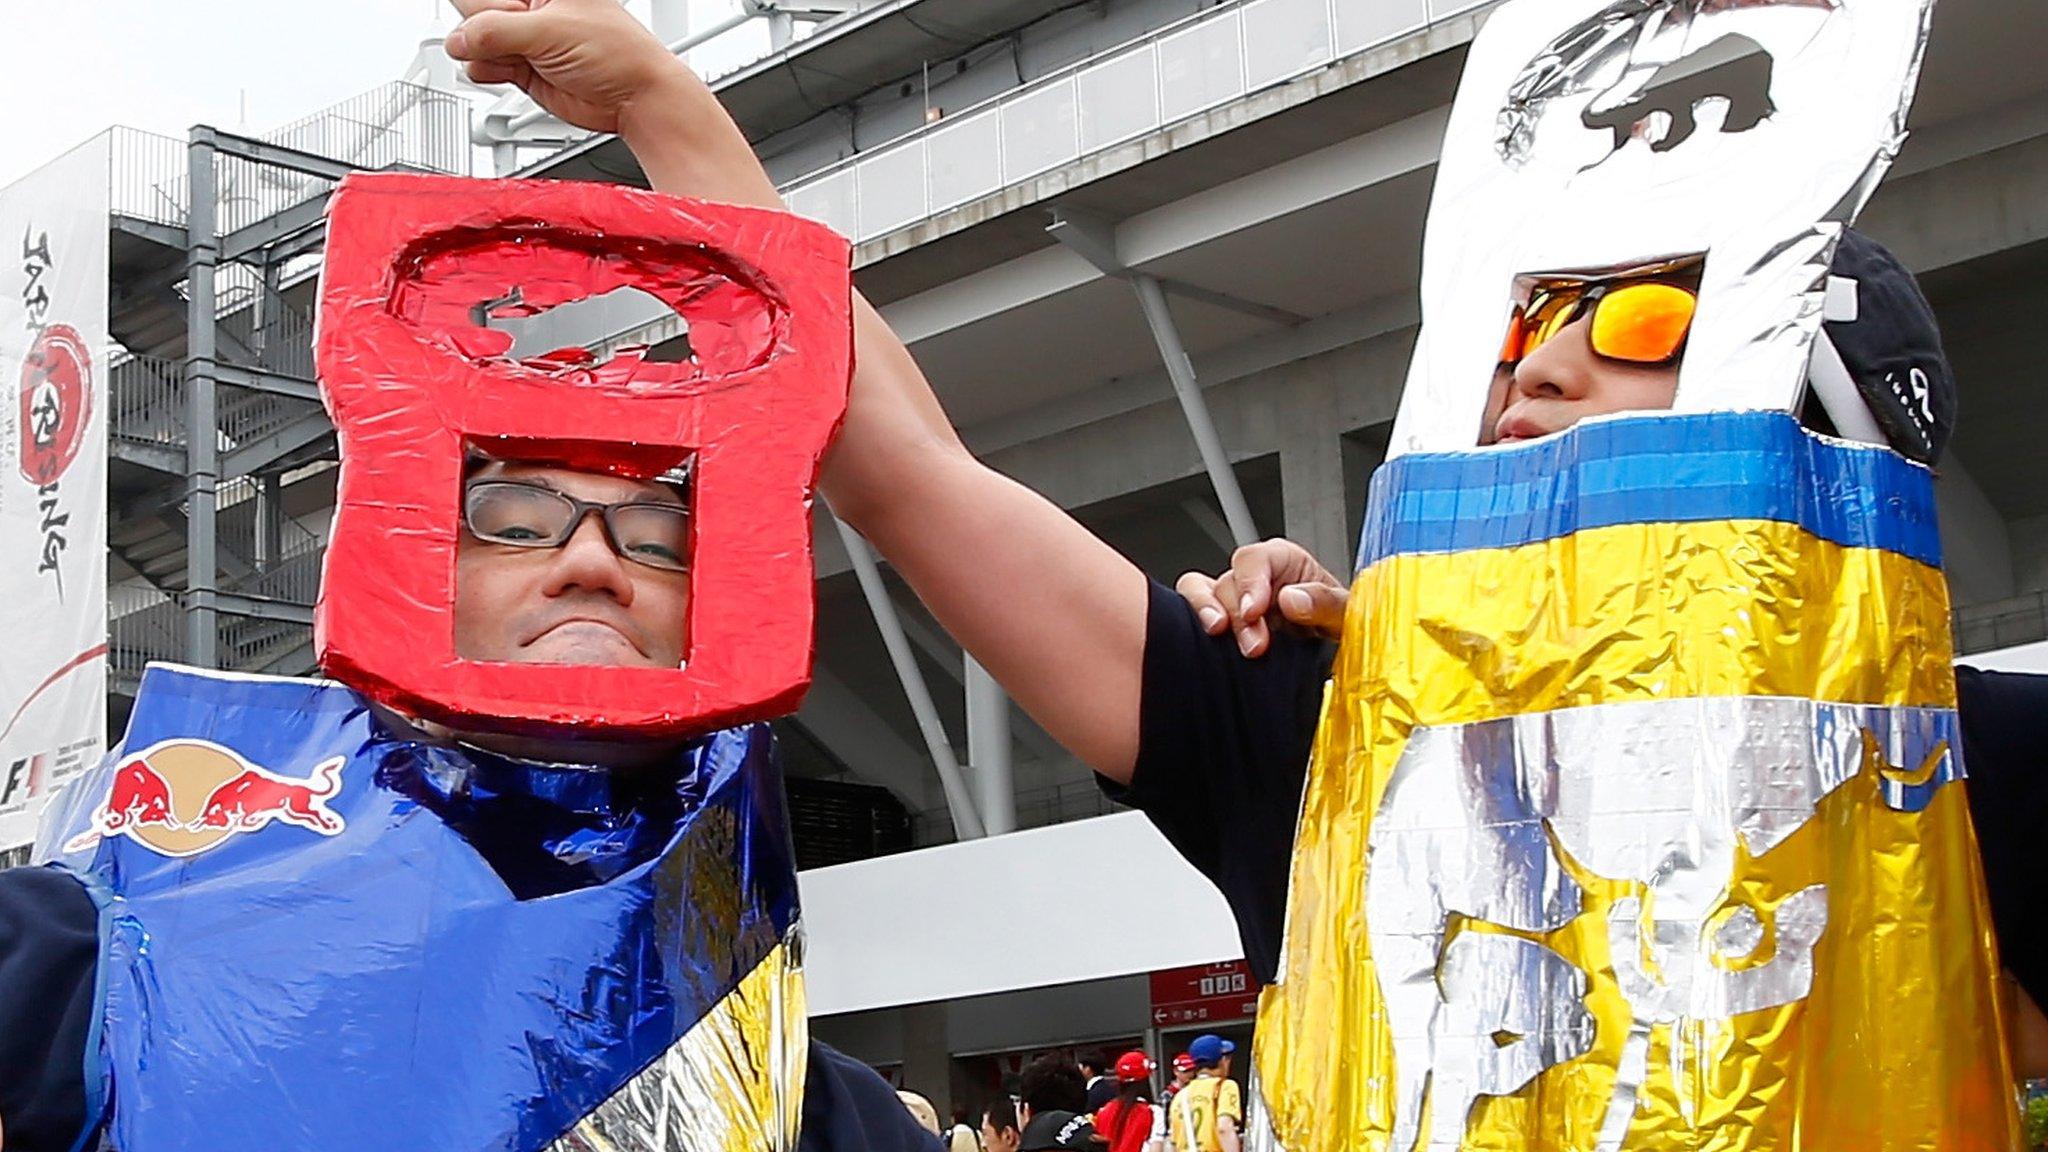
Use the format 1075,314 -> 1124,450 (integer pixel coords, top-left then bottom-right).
108,126 -> 190,228
108,347 -> 323,460
107,591 -> 182,684
106,81 -> 470,233
108,354 -> 187,456
217,291 -> 317,380
1954,591 -> 2048,656
107,480 -> 325,681
109,599 -> 316,683
216,81 -> 471,234
782,0 -> 1488,245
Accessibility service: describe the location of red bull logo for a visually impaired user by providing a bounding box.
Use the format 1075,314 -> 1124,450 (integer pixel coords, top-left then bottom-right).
64,739 -> 345,857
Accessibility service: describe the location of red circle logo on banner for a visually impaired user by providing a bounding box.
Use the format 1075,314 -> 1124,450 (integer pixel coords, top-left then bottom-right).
19,323 -> 94,486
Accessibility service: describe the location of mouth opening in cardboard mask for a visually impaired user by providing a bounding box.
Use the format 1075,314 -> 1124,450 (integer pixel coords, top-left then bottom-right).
1481,253 -> 1706,447
454,437 -> 697,672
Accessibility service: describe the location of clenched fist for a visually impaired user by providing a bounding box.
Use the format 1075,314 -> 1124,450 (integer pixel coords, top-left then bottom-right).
446,0 -> 693,139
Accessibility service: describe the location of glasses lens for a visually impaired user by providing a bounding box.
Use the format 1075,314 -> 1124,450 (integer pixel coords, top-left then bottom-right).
465,482 -> 575,546
1498,304 -> 1528,365
607,504 -> 692,571
1590,281 -> 1696,363
1525,288 -> 1585,356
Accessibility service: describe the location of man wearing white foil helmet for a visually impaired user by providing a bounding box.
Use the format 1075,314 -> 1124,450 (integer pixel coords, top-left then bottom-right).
1169,230 -> 2048,1081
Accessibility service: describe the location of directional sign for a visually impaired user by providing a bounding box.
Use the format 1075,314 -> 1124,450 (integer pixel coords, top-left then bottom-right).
1149,960 -> 1258,1027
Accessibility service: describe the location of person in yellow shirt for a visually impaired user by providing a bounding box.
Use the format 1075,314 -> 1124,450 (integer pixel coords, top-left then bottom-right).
1166,1036 -> 1239,1152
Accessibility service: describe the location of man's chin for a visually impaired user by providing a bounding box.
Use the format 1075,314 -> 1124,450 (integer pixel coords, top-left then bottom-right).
518,623 -> 655,668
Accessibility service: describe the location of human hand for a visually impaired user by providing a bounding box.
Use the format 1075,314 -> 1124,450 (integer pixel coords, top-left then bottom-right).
445,0 -> 695,139
1174,539 -> 1348,658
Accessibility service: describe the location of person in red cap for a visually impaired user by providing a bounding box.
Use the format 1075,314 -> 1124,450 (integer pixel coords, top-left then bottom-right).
1090,1051 -> 1163,1152
1161,1054 -> 1196,1109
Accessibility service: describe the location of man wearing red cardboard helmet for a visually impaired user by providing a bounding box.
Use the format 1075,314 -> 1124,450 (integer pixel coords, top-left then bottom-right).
0,70 -> 937,1152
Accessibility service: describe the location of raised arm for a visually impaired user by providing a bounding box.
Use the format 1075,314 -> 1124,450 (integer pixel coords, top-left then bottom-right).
446,0 -> 1151,780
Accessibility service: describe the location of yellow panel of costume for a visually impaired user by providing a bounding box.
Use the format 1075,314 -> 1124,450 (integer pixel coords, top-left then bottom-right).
1250,413 -> 2017,1149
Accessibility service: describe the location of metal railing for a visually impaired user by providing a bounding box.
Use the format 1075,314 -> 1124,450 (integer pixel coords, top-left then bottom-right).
109,126 -> 191,228
109,354 -> 187,456
108,350 -> 324,460
1954,591 -> 2048,656
105,81 -> 470,233
107,593 -> 182,683
109,598 -> 315,682
781,0 -> 1487,245
216,81 -> 471,234
108,488 -> 325,682
217,615 -> 316,675
218,289 -> 317,380
215,475 -> 326,573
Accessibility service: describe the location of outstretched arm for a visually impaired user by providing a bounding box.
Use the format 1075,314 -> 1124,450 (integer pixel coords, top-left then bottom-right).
446,0 -> 1152,780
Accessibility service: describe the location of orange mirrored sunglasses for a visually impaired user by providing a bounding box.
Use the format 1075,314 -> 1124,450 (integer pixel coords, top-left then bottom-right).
1498,279 -> 1697,367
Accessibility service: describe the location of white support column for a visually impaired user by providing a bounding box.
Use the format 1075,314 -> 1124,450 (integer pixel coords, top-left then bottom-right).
1278,378 -> 1353,578
649,0 -> 690,45
1046,211 -> 1260,549
900,1001 -> 954,1120
964,656 -> 1016,836
1131,274 -> 1259,547
1936,454 -> 2016,606
832,515 -> 987,840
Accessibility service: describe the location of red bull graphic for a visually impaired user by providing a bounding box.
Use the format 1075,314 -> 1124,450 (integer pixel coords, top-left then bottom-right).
64,739 -> 345,856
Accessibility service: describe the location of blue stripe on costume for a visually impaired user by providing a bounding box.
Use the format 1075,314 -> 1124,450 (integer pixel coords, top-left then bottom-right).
1356,411 -> 1942,570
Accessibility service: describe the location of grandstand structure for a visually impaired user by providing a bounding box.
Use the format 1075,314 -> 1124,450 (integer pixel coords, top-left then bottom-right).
101,83 -> 469,716
73,0 -> 2048,1117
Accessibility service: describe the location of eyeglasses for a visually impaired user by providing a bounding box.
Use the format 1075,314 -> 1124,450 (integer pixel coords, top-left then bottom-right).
1498,279 -> 1698,367
463,481 -> 691,572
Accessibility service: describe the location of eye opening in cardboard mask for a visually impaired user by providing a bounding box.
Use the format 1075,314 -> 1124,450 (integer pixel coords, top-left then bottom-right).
385,221 -> 785,385
469,284 -> 696,370
452,438 -> 697,672
1481,253 -> 1706,447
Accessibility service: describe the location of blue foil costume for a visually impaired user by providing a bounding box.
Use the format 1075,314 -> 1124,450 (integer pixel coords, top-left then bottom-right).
37,663 -> 802,1152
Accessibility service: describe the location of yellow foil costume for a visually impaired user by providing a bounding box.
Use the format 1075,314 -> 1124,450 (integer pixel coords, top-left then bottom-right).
1252,412 -> 2016,1148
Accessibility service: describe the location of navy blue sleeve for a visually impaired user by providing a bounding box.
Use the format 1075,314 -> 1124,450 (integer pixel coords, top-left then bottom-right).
800,1041 -> 944,1152
1955,665 -> 2048,1011
1103,581 -> 1333,986
0,865 -> 98,1152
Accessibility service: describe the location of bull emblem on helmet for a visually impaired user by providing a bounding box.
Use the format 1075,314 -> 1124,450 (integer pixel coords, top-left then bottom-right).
1497,0 -> 1839,169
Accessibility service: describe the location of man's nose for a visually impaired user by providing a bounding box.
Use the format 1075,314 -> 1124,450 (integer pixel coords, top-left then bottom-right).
1511,316 -> 1598,402
541,513 -> 636,603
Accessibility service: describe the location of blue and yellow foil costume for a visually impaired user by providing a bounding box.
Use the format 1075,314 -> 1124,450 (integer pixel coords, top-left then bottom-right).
1253,411 -> 2017,1149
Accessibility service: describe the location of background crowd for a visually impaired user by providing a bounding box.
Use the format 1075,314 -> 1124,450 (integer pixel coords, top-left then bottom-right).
892,1035 -> 1241,1152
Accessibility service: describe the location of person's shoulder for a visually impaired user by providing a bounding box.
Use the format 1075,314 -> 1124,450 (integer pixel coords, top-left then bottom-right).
0,864 -> 97,989
0,865 -> 99,1152
801,1041 -> 944,1152
1956,665 -> 2048,780
1957,664 -> 2048,715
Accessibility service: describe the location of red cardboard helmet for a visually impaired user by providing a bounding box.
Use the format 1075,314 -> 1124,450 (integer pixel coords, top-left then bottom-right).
314,172 -> 851,738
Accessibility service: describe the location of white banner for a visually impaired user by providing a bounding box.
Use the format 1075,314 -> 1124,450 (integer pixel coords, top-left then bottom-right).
0,135 -> 109,857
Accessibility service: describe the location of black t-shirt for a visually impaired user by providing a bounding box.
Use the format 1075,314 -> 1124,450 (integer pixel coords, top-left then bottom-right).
1117,580 -> 2048,1006
0,866 -> 938,1152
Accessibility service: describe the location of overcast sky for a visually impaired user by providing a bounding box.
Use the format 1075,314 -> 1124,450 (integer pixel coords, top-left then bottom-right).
0,0 -> 770,188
